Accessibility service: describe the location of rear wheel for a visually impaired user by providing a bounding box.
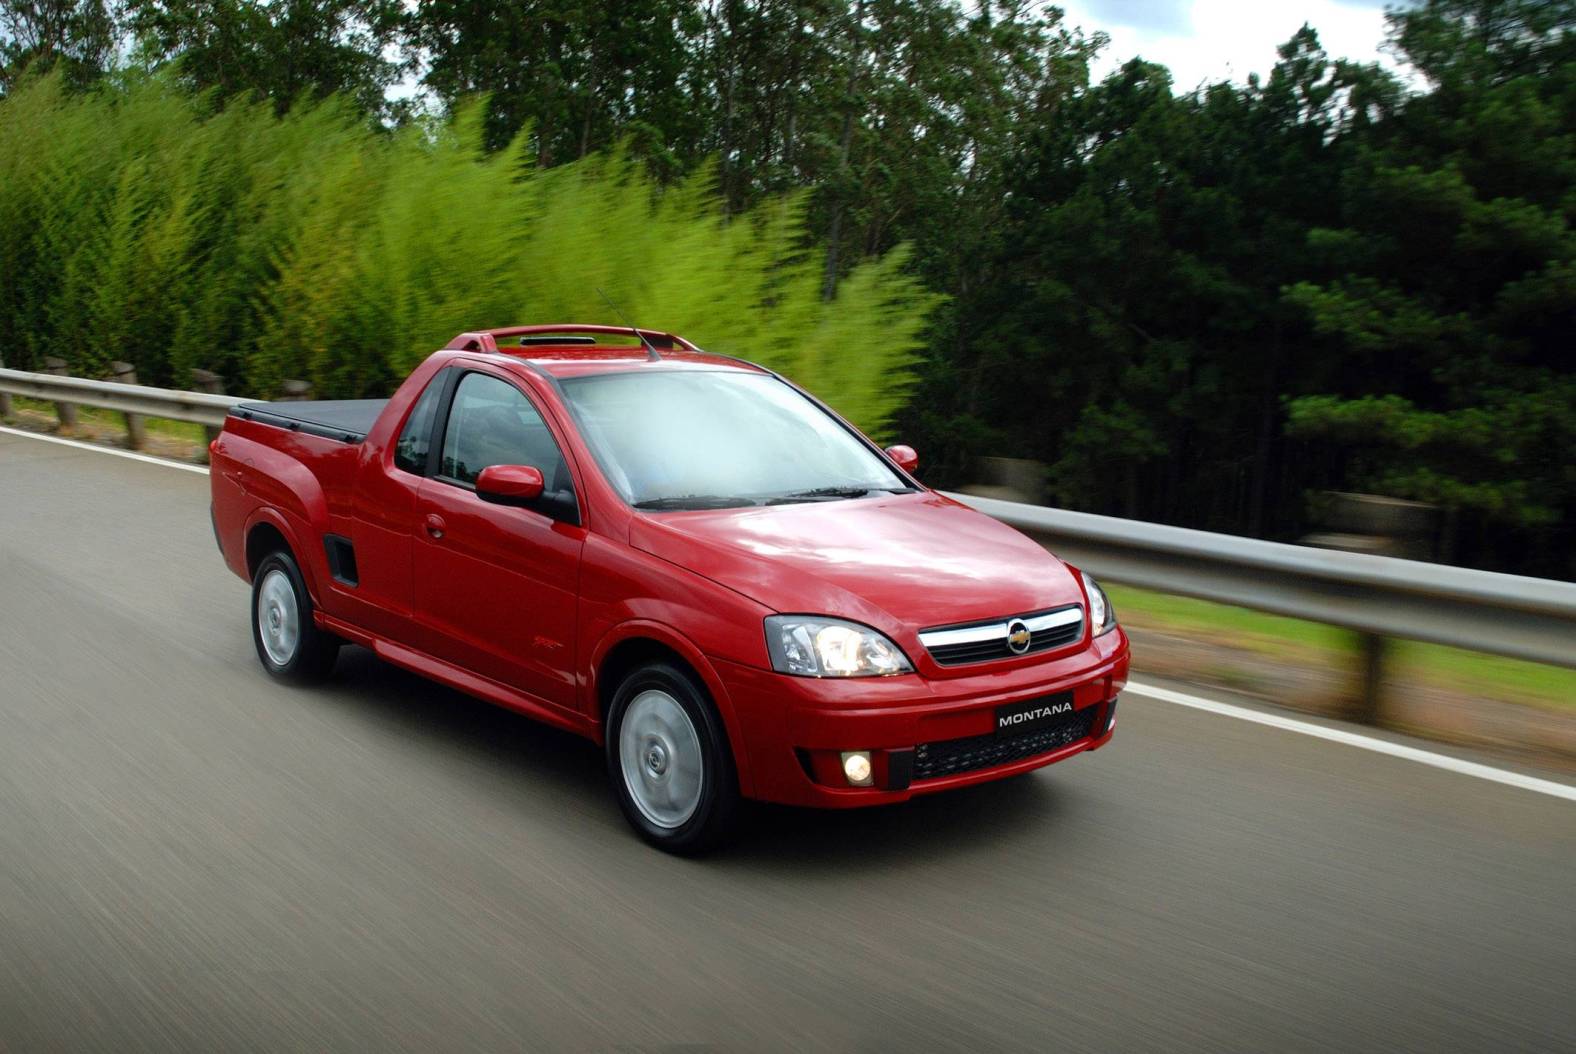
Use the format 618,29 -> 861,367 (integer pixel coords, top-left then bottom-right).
606,661 -> 740,854
251,549 -> 339,683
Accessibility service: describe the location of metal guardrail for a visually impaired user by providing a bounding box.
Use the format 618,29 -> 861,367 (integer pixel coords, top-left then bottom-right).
2,365 -> 1572,717
0,367 -> 244,427
949,493 -> 1576,673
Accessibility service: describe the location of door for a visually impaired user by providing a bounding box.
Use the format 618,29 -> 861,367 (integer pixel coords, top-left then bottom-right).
346,366 -> 455,642
413,370 -> 584,711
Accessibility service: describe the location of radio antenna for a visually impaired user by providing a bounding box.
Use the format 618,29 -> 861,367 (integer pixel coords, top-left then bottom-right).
596,287 -> 661,361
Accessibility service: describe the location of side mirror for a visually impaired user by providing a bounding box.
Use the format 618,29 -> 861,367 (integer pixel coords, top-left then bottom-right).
885,444 -> 919,474
476,464 -> 545,506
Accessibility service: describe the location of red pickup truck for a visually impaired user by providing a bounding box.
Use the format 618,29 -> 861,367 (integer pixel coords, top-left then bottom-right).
211,324 -> 1130,852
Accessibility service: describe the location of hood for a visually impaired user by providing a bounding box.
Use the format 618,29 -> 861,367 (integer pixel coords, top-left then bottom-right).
628,492 -> 1083,634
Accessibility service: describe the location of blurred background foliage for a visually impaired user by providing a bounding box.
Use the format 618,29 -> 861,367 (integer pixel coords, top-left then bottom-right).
0,0 -> 1572,576
0,79 -> 934,434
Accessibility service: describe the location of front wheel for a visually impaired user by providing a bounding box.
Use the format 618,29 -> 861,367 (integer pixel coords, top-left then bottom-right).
251,550 -> 340,683
606,662 -> 740,854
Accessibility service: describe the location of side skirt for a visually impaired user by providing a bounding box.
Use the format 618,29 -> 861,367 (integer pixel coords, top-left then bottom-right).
316,611 -> 598,741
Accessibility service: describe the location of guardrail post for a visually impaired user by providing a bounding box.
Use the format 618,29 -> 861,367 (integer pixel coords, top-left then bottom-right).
1351,632 -> 1387,725
109,361 -> 147,450
42,357 -> 78,433
191,369 -> 225,460
0,353 -> 12,422
958,457 -> 1049,505
280,379 -> 313,401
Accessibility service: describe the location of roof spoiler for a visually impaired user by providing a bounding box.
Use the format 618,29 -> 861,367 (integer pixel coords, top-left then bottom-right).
444,324 -> 699,356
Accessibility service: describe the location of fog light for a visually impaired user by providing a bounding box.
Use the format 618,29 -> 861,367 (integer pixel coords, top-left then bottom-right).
841,751 -> 874,786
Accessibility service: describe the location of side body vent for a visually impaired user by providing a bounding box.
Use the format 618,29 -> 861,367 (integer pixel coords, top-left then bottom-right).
323,534 -> 359,587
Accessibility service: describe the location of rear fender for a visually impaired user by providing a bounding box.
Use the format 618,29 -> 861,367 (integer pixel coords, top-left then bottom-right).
221,431 -> 331,532
243,506 -> 327,608
221,430 -> 333,607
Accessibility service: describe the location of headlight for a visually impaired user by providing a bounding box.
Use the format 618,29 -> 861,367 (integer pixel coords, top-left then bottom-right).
764,616 -> 913,677
1079,570 -> 1117,636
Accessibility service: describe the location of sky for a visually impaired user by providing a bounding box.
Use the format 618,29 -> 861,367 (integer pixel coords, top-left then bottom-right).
1058,0 -> 1403,90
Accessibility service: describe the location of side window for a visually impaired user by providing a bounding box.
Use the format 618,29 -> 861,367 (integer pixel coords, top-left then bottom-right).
440,373 -> 569,492
394,371 -> 446,475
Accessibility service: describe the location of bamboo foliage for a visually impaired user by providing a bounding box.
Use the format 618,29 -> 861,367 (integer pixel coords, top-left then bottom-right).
0,76 -> 937,437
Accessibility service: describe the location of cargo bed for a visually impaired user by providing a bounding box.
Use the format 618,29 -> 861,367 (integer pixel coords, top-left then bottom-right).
229,400 -> 387,444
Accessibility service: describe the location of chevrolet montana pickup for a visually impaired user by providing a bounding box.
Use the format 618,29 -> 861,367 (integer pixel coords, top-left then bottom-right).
210,324 -> 1130,852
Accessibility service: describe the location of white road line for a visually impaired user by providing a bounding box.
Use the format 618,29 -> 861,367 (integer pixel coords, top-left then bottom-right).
0,424 -> 210,475
1126,680 -> 1576,803
5,421 -> 1574,803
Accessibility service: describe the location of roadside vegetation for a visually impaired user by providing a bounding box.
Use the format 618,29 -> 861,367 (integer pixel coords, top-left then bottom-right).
1,0 -> 1572,578
0,79 -> 933,437
1108,584 -> 1576,714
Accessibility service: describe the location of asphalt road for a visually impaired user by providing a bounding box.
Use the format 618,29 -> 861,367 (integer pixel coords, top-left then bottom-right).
2,429 -> 1573,1052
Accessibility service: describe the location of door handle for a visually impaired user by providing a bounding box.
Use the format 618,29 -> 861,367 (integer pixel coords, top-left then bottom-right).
424,513 -> 446,539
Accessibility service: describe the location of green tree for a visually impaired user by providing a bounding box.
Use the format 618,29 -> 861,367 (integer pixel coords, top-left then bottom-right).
0,0 -> 118,91
126,0 -> 406,119
1284,0 -> 1576,572
918,29 -> 1394,533
410,0 -> 700,162
690,1 -> 1096,291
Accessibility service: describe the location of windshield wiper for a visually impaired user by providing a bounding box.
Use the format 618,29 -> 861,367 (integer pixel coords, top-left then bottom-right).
765,485 -> 912,505
633,495 -> 759,510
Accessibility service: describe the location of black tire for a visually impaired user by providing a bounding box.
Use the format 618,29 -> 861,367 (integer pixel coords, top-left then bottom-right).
605,661 -> 741,854
251,549 -> 340,683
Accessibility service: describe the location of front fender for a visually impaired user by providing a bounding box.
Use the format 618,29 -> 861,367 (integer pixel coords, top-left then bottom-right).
588,618 -> 758,798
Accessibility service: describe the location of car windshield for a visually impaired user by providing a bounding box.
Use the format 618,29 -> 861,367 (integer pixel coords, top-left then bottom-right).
559,369 -> 912,509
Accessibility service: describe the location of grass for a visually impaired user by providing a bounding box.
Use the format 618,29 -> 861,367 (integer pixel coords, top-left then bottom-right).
1107,583 -> 1576,711
11,396 -> 208,444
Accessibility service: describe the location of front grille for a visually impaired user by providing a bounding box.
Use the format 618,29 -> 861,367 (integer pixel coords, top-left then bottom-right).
913,707 -> 1095,782
927,623 -> 1082,665
922,605 -> 1084,667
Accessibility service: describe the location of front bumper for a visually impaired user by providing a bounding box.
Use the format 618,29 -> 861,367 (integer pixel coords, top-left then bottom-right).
716,627 -> 1129,807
